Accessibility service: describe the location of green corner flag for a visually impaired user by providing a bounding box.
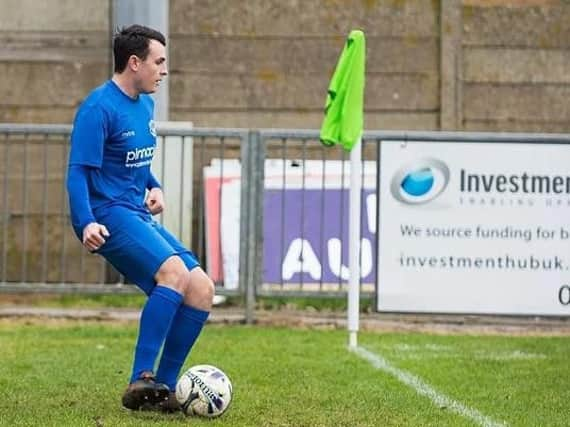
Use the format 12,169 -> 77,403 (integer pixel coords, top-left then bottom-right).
320,30 -> 366,151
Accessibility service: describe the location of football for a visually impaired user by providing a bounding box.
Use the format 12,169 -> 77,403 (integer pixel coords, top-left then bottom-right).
175,364 -> 233,417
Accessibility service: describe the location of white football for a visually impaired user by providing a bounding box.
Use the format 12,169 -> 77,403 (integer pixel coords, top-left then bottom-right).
175,364 -> 233,417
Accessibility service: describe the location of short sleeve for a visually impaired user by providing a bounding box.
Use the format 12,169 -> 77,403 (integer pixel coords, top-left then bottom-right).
69,103 -> 107,168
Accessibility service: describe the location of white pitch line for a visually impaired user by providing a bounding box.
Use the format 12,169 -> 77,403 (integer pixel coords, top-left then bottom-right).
351,346 -> 506,427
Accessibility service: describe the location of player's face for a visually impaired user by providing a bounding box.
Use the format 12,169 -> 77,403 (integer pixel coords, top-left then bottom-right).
136,39 -> 168,94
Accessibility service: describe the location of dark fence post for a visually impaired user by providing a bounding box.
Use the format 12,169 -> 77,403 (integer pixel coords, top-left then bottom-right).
241,130 -> 264,324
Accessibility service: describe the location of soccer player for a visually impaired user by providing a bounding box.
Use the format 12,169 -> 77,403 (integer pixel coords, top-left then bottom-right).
66,24 -> 214,412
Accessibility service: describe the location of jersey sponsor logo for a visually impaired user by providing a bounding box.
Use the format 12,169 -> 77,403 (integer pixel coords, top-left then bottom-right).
125,146 -> 155,168
149,120 -> 157,137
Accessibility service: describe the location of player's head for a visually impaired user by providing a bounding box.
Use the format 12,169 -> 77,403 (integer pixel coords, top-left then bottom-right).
113,24 -> 167,94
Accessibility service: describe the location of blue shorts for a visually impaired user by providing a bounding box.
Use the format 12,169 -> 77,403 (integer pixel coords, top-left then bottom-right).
93,206 -> 200,295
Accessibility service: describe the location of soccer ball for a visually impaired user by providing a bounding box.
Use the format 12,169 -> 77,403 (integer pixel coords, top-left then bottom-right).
175,364 -> 233,418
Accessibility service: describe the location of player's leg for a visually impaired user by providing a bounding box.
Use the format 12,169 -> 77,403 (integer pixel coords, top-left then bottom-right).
122,257 -> 186,410
152,224 -> 215,411
156,263 -> 213,412
156,266 -> 213,387
94,208 -> 185,410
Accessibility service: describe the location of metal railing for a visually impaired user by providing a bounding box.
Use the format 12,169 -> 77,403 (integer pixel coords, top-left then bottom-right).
2,123 -> 570,322
0,124 -> 249,296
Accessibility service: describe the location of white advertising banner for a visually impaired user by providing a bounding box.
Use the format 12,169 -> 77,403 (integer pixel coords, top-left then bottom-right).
377,140 -> 570,316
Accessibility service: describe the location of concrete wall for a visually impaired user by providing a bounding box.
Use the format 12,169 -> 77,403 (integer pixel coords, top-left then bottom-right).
1,0 -> 568,132
0,0 -> 111,124
462,0 -> 570,132
169,0 -> 440,130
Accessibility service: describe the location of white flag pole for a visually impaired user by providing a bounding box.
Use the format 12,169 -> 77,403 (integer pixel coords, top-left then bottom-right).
347,136 -> 362,348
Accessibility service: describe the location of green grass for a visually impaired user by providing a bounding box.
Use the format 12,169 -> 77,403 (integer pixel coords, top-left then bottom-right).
0,321 -> 568,426
1,292 -> 375,312
256,296 -> 375,312
0,292 -> 147,309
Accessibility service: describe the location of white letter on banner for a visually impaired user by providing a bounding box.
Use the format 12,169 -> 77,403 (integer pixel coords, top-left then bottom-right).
328,238 -> 373,279
360,239 -> 372,278
281,238 -> 322,280
328,238 -> 349,280
366,194 -> 376,234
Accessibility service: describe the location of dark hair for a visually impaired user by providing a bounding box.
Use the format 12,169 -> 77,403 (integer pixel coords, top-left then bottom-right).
113,24 -> 166,73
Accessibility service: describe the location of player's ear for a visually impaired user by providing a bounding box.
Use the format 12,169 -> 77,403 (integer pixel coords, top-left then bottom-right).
127,55 -> 141,72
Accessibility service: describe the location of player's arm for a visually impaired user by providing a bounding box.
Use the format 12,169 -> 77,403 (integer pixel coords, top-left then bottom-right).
66,165 -> 109,251
147,172 -> 161,191
67,103 -> 110,251
145,172 -> 165,215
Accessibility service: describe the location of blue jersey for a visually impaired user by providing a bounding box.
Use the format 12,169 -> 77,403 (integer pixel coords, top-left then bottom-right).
69,80 -> 157,218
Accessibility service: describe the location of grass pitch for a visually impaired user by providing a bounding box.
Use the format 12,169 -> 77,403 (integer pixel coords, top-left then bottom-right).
0,320 -> 568,426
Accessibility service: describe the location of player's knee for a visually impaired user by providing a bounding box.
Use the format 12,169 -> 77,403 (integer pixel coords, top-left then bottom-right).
155,255 -> 191,293
185,269 -> 215,306
201,275 -> 215,303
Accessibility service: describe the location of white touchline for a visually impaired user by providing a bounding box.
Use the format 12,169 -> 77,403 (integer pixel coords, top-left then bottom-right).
351,346 -> 506,427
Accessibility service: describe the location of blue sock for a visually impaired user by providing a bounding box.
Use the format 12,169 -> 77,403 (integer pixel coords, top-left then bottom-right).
129,285 -> 183,383
156,305 -> 209,390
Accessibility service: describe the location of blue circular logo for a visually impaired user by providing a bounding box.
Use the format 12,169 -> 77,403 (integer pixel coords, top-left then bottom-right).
391,159 -> 450,204
401,168 -> 434,197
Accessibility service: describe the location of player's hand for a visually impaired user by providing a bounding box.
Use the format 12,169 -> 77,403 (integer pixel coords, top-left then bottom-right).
82,222 -> 110,251
146,187 -> 165,215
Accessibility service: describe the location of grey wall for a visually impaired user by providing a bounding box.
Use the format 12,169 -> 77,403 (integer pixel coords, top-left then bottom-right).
461,1 -> 570,132
1,0 -> 569,132
169,0 -> 441,130
0,0 -> 111,123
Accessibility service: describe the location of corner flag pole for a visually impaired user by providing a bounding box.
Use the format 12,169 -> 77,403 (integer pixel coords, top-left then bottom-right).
318,30 -> 366,349
348,137 -> 361,348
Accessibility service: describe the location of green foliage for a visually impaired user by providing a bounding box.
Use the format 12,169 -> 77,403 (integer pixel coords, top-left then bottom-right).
1,322 -> 568,426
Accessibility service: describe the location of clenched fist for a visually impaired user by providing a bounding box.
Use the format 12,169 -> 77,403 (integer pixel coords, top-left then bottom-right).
82,222 -> 110,251
146,187 -> 165,215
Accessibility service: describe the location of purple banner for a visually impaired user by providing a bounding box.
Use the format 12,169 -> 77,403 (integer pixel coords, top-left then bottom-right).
263,189 -> 377,284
